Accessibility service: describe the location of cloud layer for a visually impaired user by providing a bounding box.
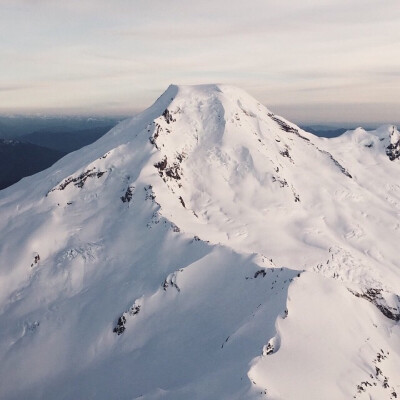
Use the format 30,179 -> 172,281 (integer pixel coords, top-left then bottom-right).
1,0 -> 399,124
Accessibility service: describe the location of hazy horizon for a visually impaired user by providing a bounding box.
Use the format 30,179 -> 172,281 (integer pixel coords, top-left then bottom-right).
1,0 -> 399,126
0,101 -> 397,130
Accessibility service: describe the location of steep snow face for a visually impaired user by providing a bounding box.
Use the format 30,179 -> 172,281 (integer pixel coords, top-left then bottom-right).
0,84 -> 399,400
148,85 -> 353,264
147,86 -> 399,290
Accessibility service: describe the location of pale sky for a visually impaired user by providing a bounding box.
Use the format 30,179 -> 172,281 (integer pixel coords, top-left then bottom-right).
1,0 -> 399,125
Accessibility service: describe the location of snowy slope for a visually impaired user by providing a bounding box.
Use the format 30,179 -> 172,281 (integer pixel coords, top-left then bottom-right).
0,84 -> 399,400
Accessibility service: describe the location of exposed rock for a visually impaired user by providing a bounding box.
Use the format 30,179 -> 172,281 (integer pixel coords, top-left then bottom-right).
30,253 -> 40,267
162,109 -> 176,124
113,302 -> 141,335
318,149 -> 352,178
163,272 -> 181,292
350,288 -> 400,321
149,123 -> 163,149
254,269 -> 267,278
121,185 -> 134,203
113,315 -> 126,335
50,168 -> 107,192
386,126 -> 400,161
269,114 -> 310,141
179,196 -> 186,208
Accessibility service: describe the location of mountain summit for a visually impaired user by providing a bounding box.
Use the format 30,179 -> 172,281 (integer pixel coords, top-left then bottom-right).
0,84 -> 399,400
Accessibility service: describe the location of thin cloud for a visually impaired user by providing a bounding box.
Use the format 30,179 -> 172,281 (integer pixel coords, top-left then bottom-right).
0,0 -> 399,124
0,83 -> 45,92
0,84 -> 30,92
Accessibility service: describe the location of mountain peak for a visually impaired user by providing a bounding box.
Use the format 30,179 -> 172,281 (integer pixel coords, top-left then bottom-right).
152,83 -> 271,117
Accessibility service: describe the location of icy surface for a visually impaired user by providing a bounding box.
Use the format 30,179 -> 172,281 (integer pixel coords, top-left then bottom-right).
0,84 -> 399,399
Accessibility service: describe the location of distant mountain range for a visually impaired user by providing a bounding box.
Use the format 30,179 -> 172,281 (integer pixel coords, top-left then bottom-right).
299,125 -> 348,138
20,126 -> 115,153
0,115 -> 122,139
0,139 -> 65,190
0,117 -> 122,190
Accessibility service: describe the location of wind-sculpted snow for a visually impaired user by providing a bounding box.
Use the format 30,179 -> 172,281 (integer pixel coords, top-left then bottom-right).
249,273 -> 400,400
0,84 -> 399,399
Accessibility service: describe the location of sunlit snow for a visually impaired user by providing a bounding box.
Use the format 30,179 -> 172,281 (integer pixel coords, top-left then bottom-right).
0,84 -> 399,400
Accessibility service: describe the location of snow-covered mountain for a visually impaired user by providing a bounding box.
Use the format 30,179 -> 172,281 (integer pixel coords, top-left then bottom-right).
0,84 -> 399,400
